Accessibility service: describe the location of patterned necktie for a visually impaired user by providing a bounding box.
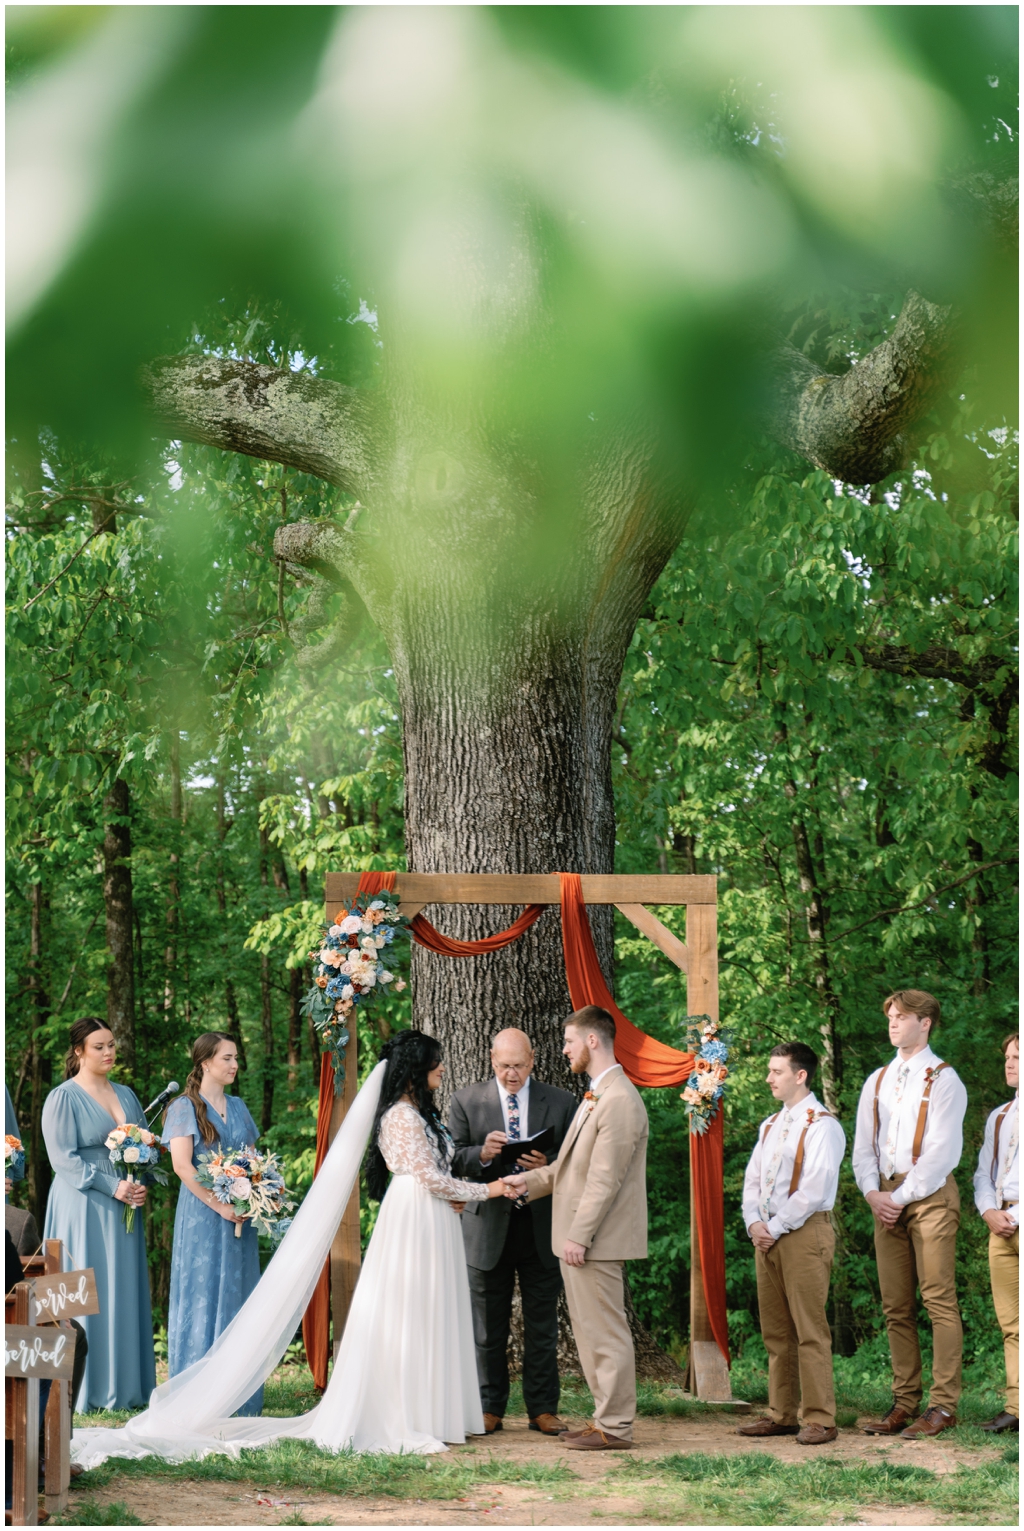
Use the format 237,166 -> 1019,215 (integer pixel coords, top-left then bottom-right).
506,1093 -> 527,1208
882,1062 -> 911,1179
760,1108 -> 793,1223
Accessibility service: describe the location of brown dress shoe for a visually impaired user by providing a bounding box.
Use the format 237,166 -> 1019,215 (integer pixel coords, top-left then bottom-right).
900,1406 -> 956,1439
529,1413 -> 566,1435
482,1412 -> 503,1434
980,1412 -> 1019,1433
860,1402 -> 917,1435
736,1416 -> 800,1437
565,1424 -> 634,1450
797,1423 -> 839,1445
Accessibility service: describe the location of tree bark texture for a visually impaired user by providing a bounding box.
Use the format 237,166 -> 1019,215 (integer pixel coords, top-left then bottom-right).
103,777 -> 136,1072
163,734 -> 181,1024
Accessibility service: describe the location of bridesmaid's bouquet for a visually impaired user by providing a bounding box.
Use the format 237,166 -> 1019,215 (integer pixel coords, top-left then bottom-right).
5,1135 -> 25,1183
195,1145 -> 294,1240
105,1123 -> 168,1232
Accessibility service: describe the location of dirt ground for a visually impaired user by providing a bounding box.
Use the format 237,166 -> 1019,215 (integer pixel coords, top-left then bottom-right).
70,1413 -> 1006,1528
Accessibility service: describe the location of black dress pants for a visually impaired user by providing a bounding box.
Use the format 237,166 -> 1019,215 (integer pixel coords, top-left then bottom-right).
466,1207 -> 563,1418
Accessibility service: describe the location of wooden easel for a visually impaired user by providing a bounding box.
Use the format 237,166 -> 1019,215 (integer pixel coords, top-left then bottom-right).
8,1240 -> 77,1520
322,871 -> 731,1398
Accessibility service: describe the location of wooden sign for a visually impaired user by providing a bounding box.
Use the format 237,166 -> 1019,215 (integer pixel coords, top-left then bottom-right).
28,1269 -> 99,1323
5,1325 -> 77,1381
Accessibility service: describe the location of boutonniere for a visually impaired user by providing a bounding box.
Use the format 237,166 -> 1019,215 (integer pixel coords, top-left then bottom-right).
583,1091 -> 600,1110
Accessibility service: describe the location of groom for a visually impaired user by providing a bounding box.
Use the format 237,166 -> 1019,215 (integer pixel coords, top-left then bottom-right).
505,1005 -> 649,1450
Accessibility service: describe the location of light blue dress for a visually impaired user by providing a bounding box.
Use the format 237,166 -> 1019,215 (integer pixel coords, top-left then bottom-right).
41,1078 -> 156,1411
162,1094 -> 263,1416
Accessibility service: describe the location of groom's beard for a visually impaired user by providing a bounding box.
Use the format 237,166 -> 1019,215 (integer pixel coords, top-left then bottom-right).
571,1044 -> 592,1076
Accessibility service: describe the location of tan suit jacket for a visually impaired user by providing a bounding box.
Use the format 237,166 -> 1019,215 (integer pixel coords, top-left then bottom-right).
522,1065 -> 648,1261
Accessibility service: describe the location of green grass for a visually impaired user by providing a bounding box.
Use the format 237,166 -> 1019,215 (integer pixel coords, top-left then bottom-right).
72,1439 -> 578,1502
610,1451 -> 1019,1526
51,1497 -> 144,1526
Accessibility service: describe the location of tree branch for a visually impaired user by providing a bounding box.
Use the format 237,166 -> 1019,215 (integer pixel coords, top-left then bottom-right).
800,858 -> 1018,947
141,356 -> 385,496
768,290 -> 953,483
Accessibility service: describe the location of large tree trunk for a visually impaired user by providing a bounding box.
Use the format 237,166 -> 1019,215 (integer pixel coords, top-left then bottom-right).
103,776 -> 136,1071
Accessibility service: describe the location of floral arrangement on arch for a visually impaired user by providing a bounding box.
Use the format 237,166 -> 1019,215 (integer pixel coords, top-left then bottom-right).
301,894 -> 408,1086
680,1015 -> 729,1135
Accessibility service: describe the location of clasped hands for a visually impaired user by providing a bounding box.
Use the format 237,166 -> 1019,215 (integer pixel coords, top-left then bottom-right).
114,1179 -> 147,1208
866,1189 -> 903,1228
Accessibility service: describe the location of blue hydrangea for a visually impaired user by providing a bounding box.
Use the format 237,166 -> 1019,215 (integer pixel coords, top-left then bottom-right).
701,1039 -> 728,1064
212,1180 -> 234,1204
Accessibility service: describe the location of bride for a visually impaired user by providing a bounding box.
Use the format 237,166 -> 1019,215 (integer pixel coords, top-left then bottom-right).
72,1031 -> 514,1465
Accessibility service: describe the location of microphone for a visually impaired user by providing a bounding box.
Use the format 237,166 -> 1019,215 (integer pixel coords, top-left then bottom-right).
143,1081 -> 180,1116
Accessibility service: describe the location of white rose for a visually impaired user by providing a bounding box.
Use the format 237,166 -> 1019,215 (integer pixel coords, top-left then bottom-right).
328,924 -> 343,937
380,970 -> 394,984
360,919 -> 374,934
374,934 -> 386,949
111,1129 -> 128,1144
340,915 -> 362,935
233,1178 -> 252,1200
341,984 -> 354,1000
360,936 -> 377,952
123,1146 -> 140,1163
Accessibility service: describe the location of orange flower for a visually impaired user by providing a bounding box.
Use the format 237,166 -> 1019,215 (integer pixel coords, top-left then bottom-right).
315,974 -> 328,989
223,1164 -> 247,1179
334,909 -> 350,924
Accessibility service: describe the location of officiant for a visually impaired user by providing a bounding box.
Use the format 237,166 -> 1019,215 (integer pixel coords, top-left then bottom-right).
450,1028 -> 577,1436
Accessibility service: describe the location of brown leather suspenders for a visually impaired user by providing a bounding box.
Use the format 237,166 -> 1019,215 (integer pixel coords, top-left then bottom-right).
872,1059 -> 950,1169
788,1111 -> 835,1195
911,1063 -> 949,1164
872,1063 -> 890,1158
759,1109 -> 834,1198
992,1101 -> 1014,1178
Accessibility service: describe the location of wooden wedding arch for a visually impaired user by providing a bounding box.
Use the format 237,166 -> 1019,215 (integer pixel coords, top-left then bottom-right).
313,871 -> 733,1403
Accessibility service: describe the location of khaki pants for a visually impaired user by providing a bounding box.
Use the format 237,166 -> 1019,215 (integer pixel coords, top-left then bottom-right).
561,1259 -> 635,1438
989,1225 -> 1019,1417
874,1173 -> 962,1414
755,1211 -> 836,1428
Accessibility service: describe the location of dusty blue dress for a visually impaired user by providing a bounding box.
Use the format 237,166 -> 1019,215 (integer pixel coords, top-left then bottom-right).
41,1078 -> 156,1411
162,1094 -> 263,1416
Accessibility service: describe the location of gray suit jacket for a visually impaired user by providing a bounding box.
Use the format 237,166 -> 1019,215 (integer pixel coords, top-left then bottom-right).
449,1077 -> 578,1271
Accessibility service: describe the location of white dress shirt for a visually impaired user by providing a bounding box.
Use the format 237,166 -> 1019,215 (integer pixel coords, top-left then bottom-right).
496,1077 -> 530,1140
588,1063 -> 622,1094
741,1092 -> 846,1241
974,1095 -> 1019,1228
852,1045 -> 967,1207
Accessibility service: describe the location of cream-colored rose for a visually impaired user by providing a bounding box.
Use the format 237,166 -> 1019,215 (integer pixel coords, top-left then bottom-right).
122,1146 -> 140,1163
233,1178 -> 252,1200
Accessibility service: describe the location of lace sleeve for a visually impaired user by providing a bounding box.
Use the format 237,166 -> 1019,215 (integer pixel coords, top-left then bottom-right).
379,1105 -> 490,1202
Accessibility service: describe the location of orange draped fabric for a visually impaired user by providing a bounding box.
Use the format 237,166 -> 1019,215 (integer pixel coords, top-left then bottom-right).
410,904 -> 544,955
302,867 -> 730,1385
557,873 -> 729,1365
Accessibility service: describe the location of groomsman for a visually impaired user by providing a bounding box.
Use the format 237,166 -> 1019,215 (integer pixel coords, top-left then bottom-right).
737,1042 -> 846,1446
973,1033 -> 1019,1434
449,1029 -> 577,1436
507,1006 -> 649,1451
853,989 -> 967,1439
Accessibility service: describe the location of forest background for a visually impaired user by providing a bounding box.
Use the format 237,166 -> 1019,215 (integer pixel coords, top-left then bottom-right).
5,6 -> 1018,1387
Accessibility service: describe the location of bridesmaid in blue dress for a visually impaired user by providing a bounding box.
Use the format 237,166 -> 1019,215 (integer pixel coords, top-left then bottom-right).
163,1032 -> 263,1416
42,1018 -> 156,1411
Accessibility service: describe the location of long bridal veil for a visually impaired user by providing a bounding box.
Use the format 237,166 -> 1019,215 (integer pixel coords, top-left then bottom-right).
72,1061 -> 386,1468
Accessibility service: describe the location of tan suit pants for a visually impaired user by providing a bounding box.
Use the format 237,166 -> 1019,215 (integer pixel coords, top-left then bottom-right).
874,1173 -> 962,1414
755,1211 -> 836,1428
989,1225 -> 1019,1417
561,1259 -> 635,1438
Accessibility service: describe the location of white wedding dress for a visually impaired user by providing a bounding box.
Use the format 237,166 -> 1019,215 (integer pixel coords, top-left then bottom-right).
71,1063 -> 487,1465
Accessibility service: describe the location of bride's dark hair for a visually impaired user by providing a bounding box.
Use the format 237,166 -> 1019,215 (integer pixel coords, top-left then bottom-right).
364,1029 -> 444,1202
